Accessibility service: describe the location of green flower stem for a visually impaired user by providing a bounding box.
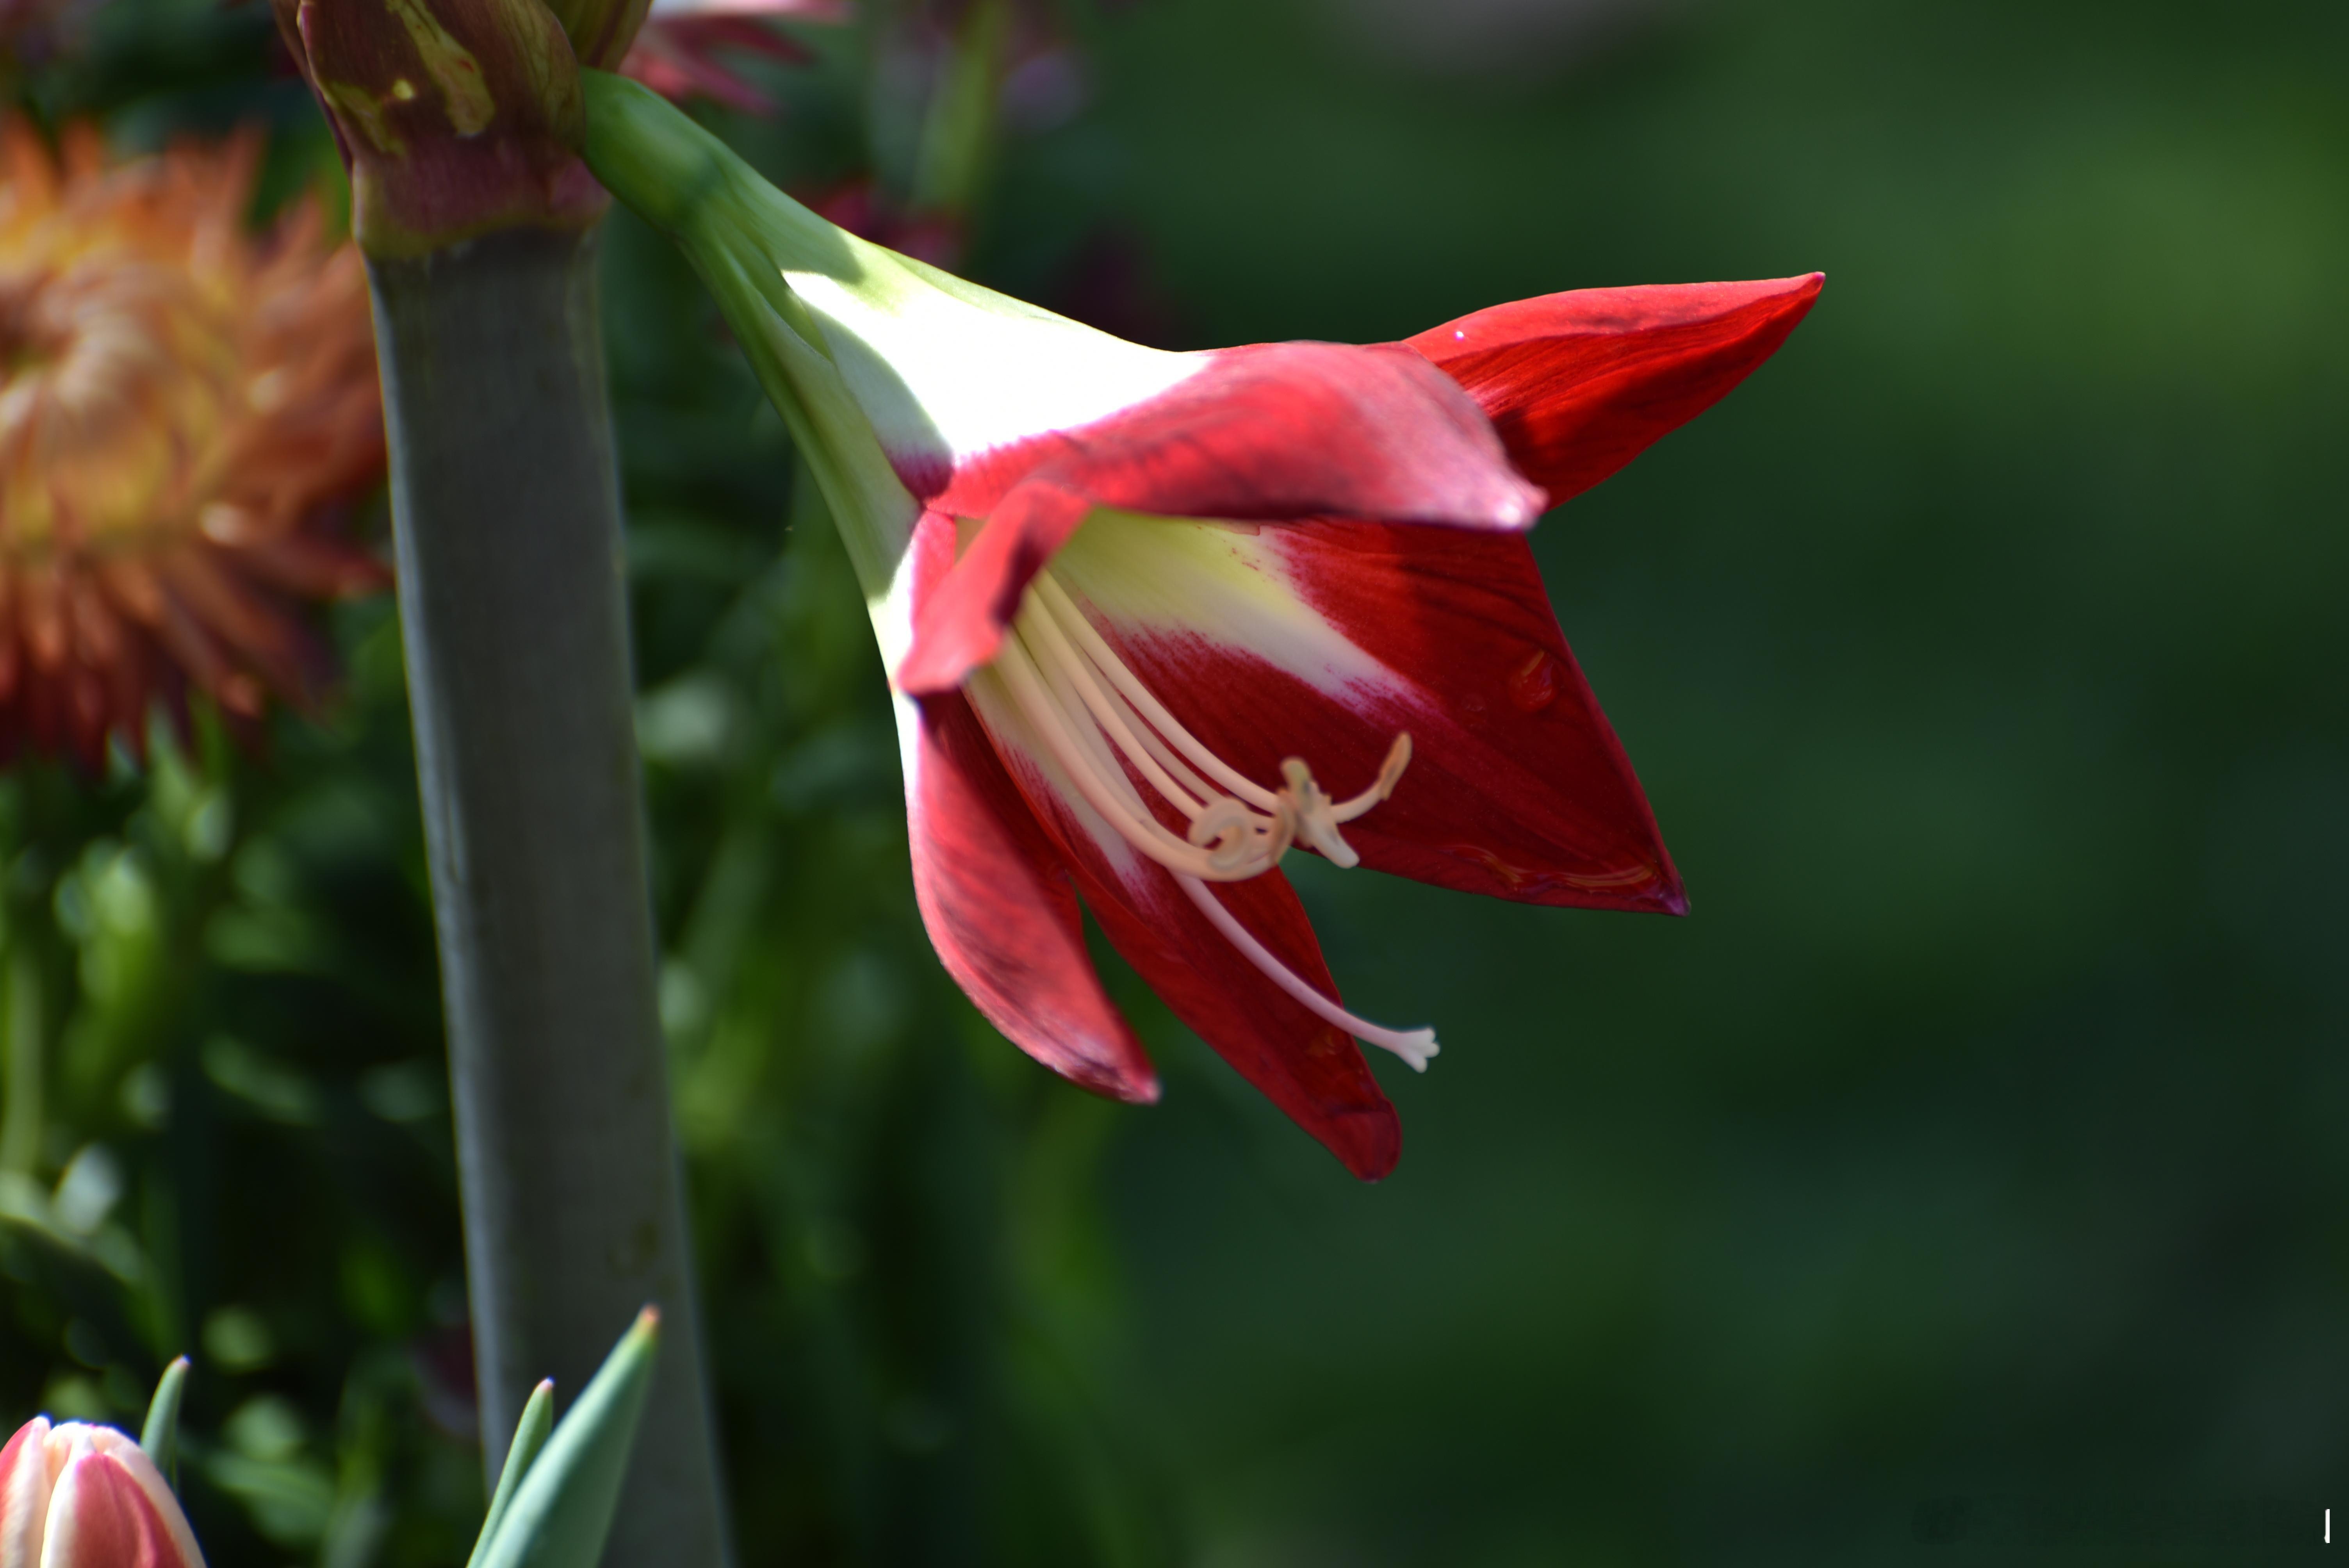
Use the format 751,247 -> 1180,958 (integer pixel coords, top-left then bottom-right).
366,226 -> 730,1568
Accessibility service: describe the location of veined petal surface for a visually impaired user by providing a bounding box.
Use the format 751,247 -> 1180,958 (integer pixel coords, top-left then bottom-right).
898,341 -> 1545,693
1408,274 -> 1823,508
903,682 -> 1161,1103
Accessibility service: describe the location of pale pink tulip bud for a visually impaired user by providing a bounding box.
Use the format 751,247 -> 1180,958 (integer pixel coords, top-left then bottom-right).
0,1418 -> 207,1568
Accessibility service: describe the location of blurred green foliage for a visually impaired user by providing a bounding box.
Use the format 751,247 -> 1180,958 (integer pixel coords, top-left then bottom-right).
2,0 -> 2344,1565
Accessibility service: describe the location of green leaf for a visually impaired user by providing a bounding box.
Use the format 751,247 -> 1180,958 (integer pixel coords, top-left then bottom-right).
139,1355 -> 190,1489
472,1308 -> 661,1568
466,1377 -> 555,1568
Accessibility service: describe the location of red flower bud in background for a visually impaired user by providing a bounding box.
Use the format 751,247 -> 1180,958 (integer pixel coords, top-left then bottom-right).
0,1418 -> 206,1568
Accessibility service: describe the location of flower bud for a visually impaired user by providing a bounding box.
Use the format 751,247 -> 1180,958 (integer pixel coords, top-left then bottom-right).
0,1418 -> 207,1568
272,0 -> 605,257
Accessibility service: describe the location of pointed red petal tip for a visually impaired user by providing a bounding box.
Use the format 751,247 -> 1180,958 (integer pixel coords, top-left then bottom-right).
1051,859 -> 1399,1180
1331,1102 -> 1402,1181
1407,273 -> 1824,508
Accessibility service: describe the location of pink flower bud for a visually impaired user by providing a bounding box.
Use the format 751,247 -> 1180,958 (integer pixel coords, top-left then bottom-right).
0,1418 -> 207,1568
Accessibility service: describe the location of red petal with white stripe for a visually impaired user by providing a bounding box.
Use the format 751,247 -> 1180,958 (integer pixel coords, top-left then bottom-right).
1046,513 -> 1681,914
898,341 -> 1545,694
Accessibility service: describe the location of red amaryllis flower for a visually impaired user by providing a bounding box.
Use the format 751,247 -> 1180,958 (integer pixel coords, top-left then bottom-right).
585,77 -> 1818,1176
0,122 -> 385,768
0,1417 -> 207,1568
621,0 -> 847,114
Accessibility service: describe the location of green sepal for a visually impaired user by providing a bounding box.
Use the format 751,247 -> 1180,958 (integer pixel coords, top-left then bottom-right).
471,1307 -> 662,1568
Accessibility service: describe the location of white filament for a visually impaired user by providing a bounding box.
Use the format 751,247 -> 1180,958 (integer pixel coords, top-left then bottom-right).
1176,875 -> 1439,1072
984,569 -> 1439,1068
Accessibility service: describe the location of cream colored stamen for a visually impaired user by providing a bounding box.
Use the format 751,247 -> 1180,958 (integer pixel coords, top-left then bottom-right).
1177,875 -> 1438,1072
986,568 -> 1439,1070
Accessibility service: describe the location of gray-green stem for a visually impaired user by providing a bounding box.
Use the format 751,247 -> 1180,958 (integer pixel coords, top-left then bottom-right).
367,226 -> 730,1568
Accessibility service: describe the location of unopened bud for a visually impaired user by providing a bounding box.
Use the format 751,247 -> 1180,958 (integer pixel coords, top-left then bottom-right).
0,1418 -> 207,1568
273,0 -> 606,257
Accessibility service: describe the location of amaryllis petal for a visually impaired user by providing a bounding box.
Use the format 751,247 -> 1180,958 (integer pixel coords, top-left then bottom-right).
1406,274 -> 1823,508
900,341 -> 1545,693
906,682 -> 1160,1103
896,478 -> 1090,695
924,341 -> 1544,523
1050,513 -> 1681,912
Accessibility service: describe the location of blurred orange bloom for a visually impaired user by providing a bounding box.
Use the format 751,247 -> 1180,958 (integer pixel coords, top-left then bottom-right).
0,122 -> 386,768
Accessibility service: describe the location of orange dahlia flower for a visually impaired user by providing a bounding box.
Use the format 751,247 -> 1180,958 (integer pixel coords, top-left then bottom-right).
0,121 -> 386,768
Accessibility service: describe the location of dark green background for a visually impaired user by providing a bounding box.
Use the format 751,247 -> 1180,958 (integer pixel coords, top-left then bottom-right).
1,0 -> 2342,1563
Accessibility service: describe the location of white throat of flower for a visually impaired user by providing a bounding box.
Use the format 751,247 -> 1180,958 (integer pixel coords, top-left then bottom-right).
984,568 -> 1439,1072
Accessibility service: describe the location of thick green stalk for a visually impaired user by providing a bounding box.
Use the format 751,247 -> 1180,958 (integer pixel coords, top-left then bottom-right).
367,226 -> 730,1568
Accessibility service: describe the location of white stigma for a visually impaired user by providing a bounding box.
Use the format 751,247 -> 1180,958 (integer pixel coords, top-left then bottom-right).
987,569 -> 1440,1071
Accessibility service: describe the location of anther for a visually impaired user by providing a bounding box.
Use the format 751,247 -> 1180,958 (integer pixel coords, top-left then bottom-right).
1336,733 -> 1413,821
1278,758 -> 1356,867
